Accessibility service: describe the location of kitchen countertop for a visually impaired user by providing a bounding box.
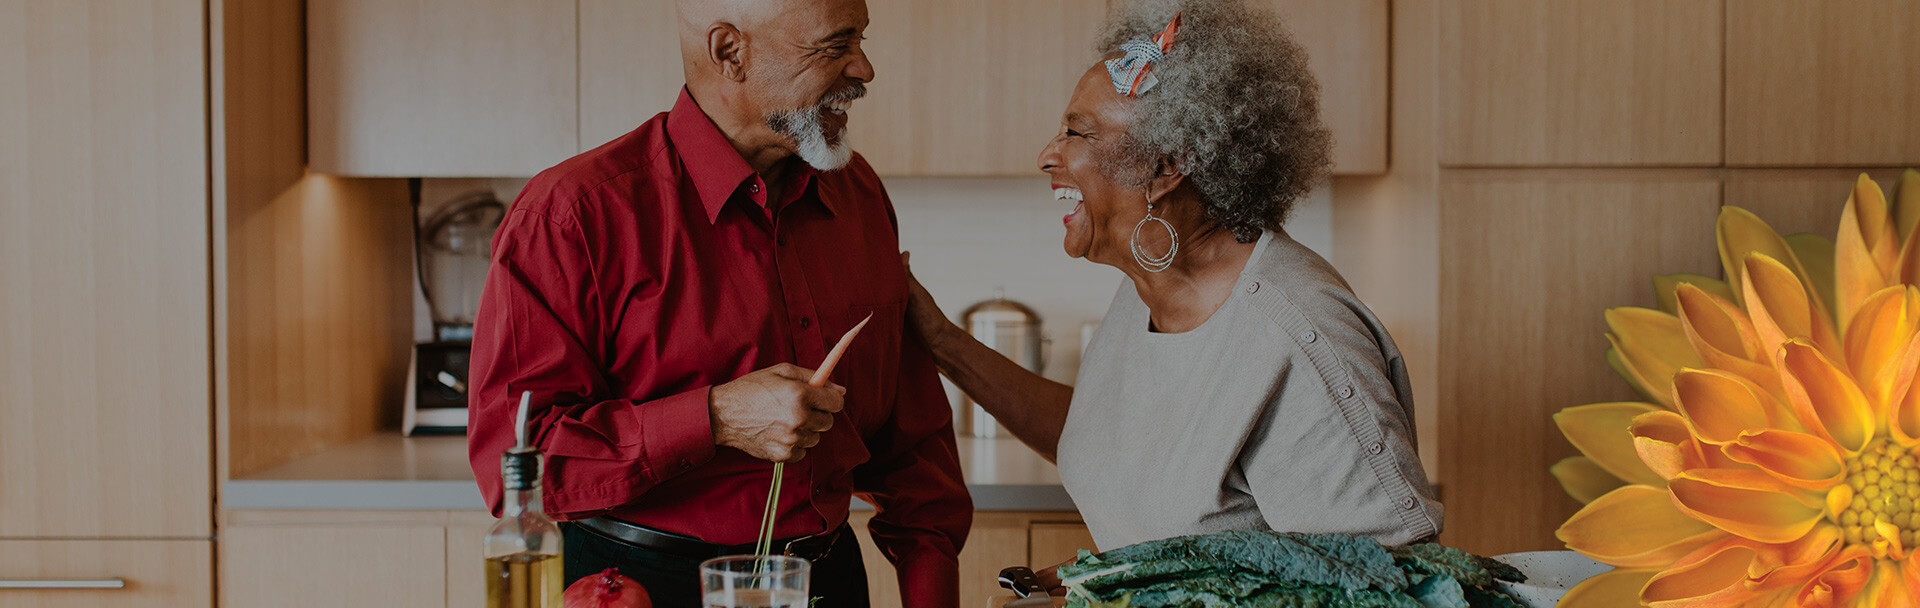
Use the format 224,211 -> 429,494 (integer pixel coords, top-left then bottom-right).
225,432 -> 1075,512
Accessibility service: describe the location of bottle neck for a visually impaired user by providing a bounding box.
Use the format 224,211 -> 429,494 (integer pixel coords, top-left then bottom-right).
502,486 -> 542,516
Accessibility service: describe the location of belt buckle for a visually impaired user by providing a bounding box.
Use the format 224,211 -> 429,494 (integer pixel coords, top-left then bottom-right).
780,531 -> 831,561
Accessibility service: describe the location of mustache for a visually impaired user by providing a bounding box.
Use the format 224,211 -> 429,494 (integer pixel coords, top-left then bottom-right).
818,83 -> 866,106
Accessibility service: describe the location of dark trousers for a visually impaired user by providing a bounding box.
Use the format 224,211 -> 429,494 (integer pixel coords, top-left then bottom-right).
562,522 -> 871,608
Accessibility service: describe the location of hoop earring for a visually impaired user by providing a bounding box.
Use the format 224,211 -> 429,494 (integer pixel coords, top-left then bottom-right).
1130,199 -> 1179,273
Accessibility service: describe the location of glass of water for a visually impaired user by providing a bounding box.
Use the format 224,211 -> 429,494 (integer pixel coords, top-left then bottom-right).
700,555 -> 810,608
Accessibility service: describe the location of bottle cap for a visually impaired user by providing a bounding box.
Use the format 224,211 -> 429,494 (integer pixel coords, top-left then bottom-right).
501,446 -> 542,491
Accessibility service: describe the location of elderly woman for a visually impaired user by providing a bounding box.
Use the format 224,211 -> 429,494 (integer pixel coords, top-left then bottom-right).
903,0 -> 1441,553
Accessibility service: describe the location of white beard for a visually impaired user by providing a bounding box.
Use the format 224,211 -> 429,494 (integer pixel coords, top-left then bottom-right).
765,105 -> 853,171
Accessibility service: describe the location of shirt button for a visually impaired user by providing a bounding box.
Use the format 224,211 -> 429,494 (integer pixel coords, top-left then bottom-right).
1337,385 -> 1354,399
1246,281 -> 1261,294
798,317 -> 812,329
1300,330 -> 1317,343
1367,442 -> 1384,455
1401,497 -> 1417,510
749,183 -> 761,193
777,235 -> 788,246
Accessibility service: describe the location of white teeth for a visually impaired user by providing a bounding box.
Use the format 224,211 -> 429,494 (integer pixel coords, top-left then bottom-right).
1052,187 -> 1084,202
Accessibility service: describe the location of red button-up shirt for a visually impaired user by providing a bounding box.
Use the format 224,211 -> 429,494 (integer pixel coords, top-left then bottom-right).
468,90 -> 971,606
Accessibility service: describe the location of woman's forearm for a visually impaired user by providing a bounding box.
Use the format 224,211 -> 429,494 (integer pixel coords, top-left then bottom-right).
925,321 -> 1074,461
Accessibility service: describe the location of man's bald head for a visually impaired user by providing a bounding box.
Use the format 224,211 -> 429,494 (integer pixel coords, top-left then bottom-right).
672,0 -> 875,172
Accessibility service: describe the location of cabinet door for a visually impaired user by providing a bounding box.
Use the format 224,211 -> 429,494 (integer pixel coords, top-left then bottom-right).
222,525 -> 447,607
446,514 -> 496,608
0,540 -> 211,607
1027,522 -> 1096,570
308,0 -> 579,176
849,0 -> 1109,176
0,0 -> 212,538
850,511 -> 1033,608
1726,0 -> 1920,166
1436,175 -> 1722,555
1269,0 -> 1388,175
578,0 -> 683,150
1439,0 -> 1723,166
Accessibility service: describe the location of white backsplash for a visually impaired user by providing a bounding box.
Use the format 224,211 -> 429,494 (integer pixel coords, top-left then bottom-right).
414,176 -> 1335,385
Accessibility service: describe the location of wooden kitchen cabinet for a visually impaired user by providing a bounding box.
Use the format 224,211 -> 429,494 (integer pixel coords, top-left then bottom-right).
578,0 -> 685,150
0,540 -> 212,607
842,0 -> 1108,176
307,0 -> 579,176
1439,0 -> 1723,166
222,518 -> 448,607
342,0 -> 1388,177
445,513 -> 497,608
1269,0 -> 1389,175
0,0 -> 212,538
851,511 -> 1086,608
1436,173 -> 1722,555
1726,0 -> 1920,166
1028,522 -> 1098,569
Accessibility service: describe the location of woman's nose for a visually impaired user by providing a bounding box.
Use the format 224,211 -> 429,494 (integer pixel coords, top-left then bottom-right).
1038,135 -> 1063,174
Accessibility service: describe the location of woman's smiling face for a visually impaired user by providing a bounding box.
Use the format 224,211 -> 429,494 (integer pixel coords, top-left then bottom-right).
1038,61 -> 1145,266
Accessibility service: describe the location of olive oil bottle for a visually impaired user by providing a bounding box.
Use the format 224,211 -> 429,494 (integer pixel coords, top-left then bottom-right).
484,392 -> 563,608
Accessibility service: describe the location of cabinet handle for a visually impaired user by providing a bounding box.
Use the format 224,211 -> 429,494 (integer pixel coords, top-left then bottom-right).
0,578 -> 127,589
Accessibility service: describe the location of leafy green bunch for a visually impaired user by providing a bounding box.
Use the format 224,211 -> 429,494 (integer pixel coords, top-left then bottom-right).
1055,531 -> 1527,608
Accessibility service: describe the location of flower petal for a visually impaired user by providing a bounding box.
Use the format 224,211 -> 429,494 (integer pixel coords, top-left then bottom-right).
1607,345 -> 1667,407
1677,284 -> 1783,397
1895,355 -> 1920,446
1720,205 -> 1807,309
1779,340 -> 1877,454
1836,175 -> 1899,333
1790,546 -> 1873,608
1872,518 -> 1906,560
1844,286 -> 1920,412
1860,559 -> 1918,608
1896,168 -> 1920,243
1654,273 -> 1735,316
1551,456 -> 1628,505
1559,569 -> 1657,608
1788,232 -> 1840,321
1642,542 -> 1764,608
1557,403 -> 1667,487
1744,252 -> 1842,367
1557,484 -> 1725,568
1669,469 -> 1825,543
1608,307 -> 1703,408
1748,524 -> 1846,592
1633,410 -> 1710,480
1721,430 -> 1846,491
1674,369 -> 1788,444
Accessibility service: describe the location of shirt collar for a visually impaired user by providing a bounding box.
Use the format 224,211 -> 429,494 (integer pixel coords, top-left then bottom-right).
666,88 -> 836,224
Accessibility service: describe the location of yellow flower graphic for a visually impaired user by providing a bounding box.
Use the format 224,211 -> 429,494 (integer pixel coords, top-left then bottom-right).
1555,170 -> 1920,607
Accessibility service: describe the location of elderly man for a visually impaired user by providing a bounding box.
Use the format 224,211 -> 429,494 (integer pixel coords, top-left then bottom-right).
465,0 -> 971,605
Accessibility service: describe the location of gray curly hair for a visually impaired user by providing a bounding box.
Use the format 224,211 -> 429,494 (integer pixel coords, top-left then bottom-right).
1099,0 -> 1332,243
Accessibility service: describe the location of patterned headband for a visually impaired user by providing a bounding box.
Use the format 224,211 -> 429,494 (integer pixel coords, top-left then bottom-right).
1105,12 -> 1182,97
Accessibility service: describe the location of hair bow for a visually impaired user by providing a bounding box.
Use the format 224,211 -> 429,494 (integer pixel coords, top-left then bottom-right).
1105,12 -> 1182,97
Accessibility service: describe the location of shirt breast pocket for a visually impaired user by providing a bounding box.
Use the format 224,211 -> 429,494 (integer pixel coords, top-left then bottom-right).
832,300 -> 904,432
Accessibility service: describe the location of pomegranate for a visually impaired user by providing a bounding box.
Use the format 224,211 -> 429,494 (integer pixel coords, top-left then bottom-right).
563,568 -> 651,608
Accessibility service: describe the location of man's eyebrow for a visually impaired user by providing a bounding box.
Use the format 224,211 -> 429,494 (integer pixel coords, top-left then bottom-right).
812,27 -> 858,44
1065,112 -> 1086,125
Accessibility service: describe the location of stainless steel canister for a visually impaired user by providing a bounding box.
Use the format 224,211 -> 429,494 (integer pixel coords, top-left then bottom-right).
958,294 -> 1046,437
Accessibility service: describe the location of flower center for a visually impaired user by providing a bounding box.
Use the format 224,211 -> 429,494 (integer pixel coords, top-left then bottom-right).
1837,439 -> 1920,548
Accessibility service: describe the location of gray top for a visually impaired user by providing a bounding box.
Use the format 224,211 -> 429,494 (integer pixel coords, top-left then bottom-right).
1056,230 -> 1442,550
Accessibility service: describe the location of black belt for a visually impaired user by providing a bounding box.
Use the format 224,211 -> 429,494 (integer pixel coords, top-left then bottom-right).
575,516 -> 846,562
